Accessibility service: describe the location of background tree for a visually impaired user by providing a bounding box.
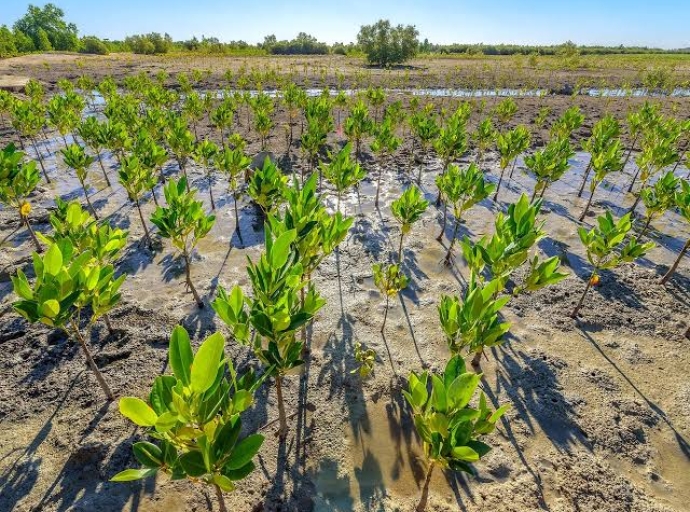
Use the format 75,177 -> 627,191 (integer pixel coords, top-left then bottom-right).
357,19 -> 419,67
14,3 -> 79,52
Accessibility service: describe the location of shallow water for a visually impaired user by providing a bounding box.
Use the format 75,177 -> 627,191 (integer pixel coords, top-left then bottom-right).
209,87 -> 690,99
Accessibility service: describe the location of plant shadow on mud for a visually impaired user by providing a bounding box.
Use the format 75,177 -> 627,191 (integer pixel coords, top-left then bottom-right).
0,375 -> 150,512
492,341 -> 590,452
36,434 -> 155,512
576,328 -> 690,461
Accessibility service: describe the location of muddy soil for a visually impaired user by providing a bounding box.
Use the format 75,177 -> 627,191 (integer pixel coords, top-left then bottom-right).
0,85 -> 689,512
2,53 -> 690,93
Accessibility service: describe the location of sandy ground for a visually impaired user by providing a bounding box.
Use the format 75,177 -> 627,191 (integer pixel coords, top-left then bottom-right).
0,89 -> 689,512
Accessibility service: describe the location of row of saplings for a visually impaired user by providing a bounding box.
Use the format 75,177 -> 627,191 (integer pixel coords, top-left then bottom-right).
3,137 -> 670,510
2,78 -> 690,290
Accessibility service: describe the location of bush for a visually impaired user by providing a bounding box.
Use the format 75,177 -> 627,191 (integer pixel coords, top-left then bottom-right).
80,36 -> 109,55
357,19 -> 419,67
125,33 -> 172,55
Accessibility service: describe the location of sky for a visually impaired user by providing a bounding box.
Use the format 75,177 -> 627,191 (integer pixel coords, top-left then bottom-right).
3,0 -> 689,49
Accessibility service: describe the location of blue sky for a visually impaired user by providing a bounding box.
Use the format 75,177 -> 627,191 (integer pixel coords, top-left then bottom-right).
4,0 -> 689,49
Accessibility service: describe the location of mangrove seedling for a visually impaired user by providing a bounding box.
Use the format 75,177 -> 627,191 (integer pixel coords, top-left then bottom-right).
571,212 -> 654,318
639,171 -> 680,236
370,116 -> 402,208
192,139 -> 220,209
166,118 -> 196,189
213,228 -> 326,438
473,117 -> 497,169
373,262 -> 409,333
525,136 -> 574,201
493,97 -> 518,125
321,142 -> 367,213
439,277 -> 510,366
579,139 -> 625,222
493,125 -> 531,201
12,241 -> 125,400
215,146 -> 252,244
61,143 -> 98,220
247,157 -> 288,217
112,326 -> 264,512
391,185 -> 429,263
436,163 -> 495,263
351,341 -> 377,379
151,177 -> 216,308
77,117 -> 111,187
404,355 -> 510,512
577,114 -> 621,197
344,100 -> 374,163
119,155 -> 158,246
0,143 -> 42,252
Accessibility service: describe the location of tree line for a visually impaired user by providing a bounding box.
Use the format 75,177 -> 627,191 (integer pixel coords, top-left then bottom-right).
2,3 -> 689,65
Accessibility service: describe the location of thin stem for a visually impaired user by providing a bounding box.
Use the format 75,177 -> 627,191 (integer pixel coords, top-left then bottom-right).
134,198 -> 152,246
579,183 -> 597,222
375,159 -> 384,208
571,270 -> 595,318
493,164 -> 508,201
69,319 -> 114,401
103,314 -> 114,334
436,202 -> 447,242
96,152 -> 111,187
577,159 -> 593,198
31,137 -> 50,183
397,232 -> 404,264
81,178 -> 99,220
381,294 -> 390,333
233,189 -> 243,246
276,376 -> 288,439
508,157 -> 518,179
660,237 -> 690,284
21,213 -> 42,253
214,484 -> 228,512
415,462 -> 435,512
183,248 -> 203,308
445,213 -> 460,264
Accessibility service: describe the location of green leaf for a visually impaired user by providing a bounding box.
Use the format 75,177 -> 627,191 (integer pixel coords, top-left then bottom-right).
223,461 -> 256,481
169,325 -> 193,386
179,450 -> 207,477
40,300 -> 60,319
225,434 -> 264,470
119,397 -> 158,427
111,468 -> 157,482
270,230 -> 296,268
213,474 -> 235,492
214,419 -> 241,460
44,243 -> 63,276
191,332 -> 225,394
451,446 -> 480,462
133,442 -> 164,468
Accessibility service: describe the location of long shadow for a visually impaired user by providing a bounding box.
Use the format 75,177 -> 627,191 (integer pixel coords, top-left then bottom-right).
35,432 -> 154,512
482,363 -> 551,511
397,294 -> 425,367
494,343 -> 590,452
577,328 -> 690,460
0,375 -> 80,510
317,249 -> 368,446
